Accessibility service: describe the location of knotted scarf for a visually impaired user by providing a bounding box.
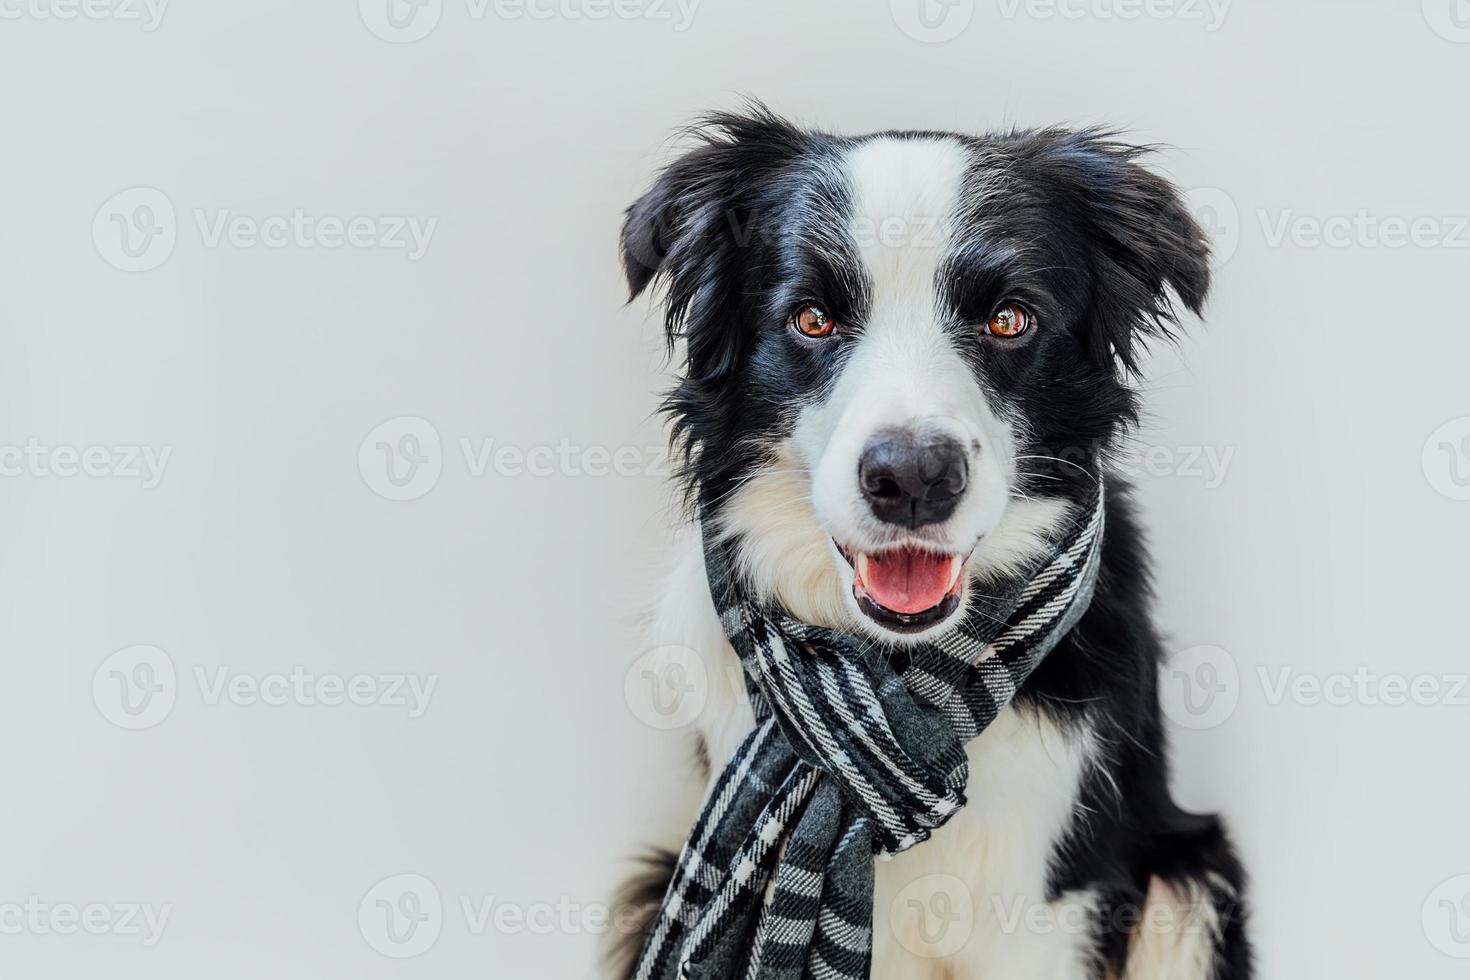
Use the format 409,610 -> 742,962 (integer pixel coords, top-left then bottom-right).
632,482 -> 1106,980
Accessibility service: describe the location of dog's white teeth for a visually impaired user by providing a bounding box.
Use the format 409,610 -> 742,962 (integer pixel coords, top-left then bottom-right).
945,555 -> 964,591
855,552 -> 870,587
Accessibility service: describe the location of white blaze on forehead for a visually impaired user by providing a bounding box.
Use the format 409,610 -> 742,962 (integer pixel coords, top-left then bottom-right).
824,136 -> 983,425
843,136 -> 972,319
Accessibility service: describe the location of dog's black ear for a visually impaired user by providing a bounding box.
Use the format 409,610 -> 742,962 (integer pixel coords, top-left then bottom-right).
620,107 -> 809,499
1030,130 -> 1212,373
620,166 -> 689,303
620,106 -> 808,340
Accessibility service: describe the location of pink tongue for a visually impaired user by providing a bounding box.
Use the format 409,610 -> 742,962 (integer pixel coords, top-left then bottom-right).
861,549 -> 953,615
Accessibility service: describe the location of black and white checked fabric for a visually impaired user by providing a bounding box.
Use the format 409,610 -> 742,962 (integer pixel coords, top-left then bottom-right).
632,483 -> 1106,980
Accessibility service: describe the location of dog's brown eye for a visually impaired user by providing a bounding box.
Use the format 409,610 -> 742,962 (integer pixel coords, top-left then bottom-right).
985,303 -> 1033,339
790,304 -> 836,339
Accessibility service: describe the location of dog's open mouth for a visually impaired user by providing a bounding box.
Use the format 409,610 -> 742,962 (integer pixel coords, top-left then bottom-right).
835,543 -> 969,633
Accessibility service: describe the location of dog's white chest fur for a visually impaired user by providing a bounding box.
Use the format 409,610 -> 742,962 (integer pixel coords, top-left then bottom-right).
654,527 -> 1101,978
870,708 -> 1099,978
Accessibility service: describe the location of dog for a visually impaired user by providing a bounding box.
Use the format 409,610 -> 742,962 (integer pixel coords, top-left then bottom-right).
611,106 -> 1250,979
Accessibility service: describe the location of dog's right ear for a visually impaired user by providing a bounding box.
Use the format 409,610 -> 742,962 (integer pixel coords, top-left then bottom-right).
620,108 -> 808,338
620,165 -> 690,303
620,107 -> 809,500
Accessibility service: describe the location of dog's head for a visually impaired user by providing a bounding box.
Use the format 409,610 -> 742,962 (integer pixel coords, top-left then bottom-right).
623,107 -> 1209,643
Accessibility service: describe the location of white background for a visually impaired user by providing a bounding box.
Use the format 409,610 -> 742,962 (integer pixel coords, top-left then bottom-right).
1,1 -> 1468,977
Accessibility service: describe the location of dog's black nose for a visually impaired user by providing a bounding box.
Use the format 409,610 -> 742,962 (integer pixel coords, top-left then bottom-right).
858,429 -> 969,528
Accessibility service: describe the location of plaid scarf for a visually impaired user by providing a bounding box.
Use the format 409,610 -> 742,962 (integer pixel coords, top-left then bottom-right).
632,482 -> 1106,980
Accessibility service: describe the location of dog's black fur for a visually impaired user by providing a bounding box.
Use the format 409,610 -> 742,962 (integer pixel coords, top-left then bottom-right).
615,106 -> 1250,979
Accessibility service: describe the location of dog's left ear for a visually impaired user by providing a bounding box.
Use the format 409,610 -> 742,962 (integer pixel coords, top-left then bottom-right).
1034,130 -> 1212,373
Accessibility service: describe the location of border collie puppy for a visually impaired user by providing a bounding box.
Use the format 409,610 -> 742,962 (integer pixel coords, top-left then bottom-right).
613,106 -> 1250,980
